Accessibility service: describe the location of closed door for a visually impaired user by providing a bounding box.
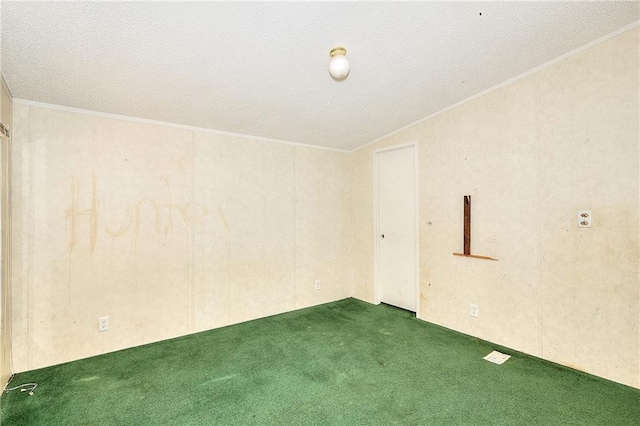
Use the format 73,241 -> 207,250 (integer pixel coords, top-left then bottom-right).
376,145 -> 417,312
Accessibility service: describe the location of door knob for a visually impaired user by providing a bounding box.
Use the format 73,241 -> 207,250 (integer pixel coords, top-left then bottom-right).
381,234 -> 385,239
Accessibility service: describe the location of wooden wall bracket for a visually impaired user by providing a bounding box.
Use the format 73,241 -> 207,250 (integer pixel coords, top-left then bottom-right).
452,195 -> 498,261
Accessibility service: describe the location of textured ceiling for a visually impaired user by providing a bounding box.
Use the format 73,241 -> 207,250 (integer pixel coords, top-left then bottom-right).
1,2 -> 638,151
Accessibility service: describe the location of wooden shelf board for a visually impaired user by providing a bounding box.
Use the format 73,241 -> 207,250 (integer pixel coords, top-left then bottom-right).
453,252 -> 499,261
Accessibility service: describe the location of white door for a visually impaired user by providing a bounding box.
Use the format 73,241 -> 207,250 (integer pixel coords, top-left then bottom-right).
376,144 -> 417,312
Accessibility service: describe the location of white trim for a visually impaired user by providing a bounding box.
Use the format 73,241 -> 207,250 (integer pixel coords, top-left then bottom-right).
1,75 -> 12,101
11,99 -> 350,154
413,142 -> 420,319
373,151 -> 380,305
374,141 -> 417,155
373,141 -> 419,315
353,20 -> 640,153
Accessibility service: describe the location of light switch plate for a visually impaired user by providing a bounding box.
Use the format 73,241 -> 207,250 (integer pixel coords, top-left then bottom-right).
578,210 -> 592,228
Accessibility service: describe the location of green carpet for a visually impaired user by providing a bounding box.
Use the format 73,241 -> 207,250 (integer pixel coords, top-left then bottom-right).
2,298 -> 639,424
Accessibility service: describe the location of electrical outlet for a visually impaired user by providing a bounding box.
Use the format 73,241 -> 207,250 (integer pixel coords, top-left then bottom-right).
470,304 -> 479,318
314,280 -> 321,290
98,316 -> 109,332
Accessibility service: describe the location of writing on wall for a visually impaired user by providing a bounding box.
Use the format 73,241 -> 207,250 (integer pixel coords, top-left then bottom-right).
66,174 -> 208,253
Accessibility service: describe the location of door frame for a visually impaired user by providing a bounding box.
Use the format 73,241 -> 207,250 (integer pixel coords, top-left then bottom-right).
373,141 -> 420,317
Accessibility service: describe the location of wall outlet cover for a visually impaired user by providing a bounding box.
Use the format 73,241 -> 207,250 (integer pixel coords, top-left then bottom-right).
98,316 -> 109,332
470,304 -> 479,318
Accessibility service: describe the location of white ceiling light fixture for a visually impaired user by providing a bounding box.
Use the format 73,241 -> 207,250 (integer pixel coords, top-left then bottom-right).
329,47 -> 350,80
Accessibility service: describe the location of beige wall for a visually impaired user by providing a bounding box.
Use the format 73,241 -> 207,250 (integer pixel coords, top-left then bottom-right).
1,77 -> 12,391
10,105 -> 350,372
350,28 -> 639,388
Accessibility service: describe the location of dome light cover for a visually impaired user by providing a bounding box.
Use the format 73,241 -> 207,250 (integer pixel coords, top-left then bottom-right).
329,47 -> 349,80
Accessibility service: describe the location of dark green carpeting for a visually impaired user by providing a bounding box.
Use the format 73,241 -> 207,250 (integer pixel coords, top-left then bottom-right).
2,298 -> 639,424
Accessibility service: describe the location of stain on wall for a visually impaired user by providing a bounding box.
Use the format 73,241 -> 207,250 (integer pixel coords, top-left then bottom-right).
66,174 -> 208,253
